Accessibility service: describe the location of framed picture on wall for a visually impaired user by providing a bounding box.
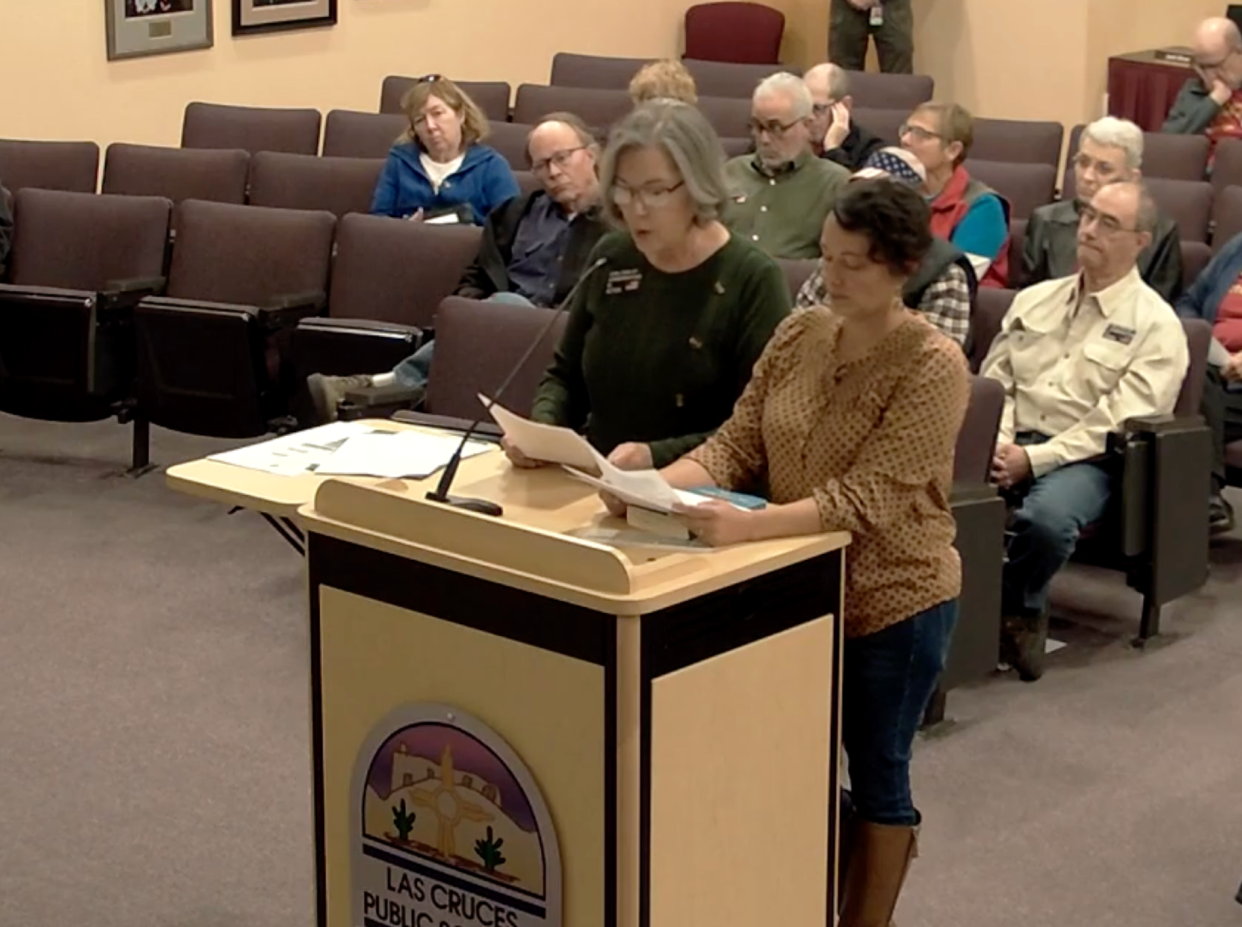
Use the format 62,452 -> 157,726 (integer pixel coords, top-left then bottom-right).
232,0 -> 337,35
105,0 -> 214,61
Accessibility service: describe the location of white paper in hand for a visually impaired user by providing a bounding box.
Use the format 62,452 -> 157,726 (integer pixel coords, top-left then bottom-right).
480,395 -> 603,473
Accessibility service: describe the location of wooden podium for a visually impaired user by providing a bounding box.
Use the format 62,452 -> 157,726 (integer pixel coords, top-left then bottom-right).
299,456 -> 848,927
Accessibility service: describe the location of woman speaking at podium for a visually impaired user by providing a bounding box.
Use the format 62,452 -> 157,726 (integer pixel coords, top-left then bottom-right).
633,178 -> 970,925
512,100 -> 791,471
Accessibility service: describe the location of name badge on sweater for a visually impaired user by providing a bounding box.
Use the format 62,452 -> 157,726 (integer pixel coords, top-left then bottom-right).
869,4 -> 884,25
605,269 -> 642,294
1102,323 -> 1136,345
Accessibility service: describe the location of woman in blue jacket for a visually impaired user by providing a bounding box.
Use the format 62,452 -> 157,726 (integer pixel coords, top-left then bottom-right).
371,76 -> 519,225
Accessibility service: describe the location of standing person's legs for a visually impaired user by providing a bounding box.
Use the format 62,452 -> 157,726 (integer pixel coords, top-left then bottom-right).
839,600 -> 958,926
873,0 -> 914,74
1002,457 -> 1112,679
829,0 -> 872,72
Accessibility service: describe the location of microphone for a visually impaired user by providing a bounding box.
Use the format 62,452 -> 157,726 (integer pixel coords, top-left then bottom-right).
425,256 -> 609,516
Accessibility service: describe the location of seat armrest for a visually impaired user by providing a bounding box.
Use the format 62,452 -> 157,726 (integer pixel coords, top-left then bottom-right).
297,317 -> 423,339
260,290 -> 327,329
99,276 -> 167,314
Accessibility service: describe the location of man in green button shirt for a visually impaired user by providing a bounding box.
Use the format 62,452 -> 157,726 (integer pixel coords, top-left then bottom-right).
723,72 -> 850,260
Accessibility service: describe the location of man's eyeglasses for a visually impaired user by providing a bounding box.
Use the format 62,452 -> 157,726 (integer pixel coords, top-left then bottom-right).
898,123 -> 941,142
531,147 -> 586,176
1079,203 -> 1139,235
811,102 -> 835,117
748,118 -> 803,138
611,181 -> 685,209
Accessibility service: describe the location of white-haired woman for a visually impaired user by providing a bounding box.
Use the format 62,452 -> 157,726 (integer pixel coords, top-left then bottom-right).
1022,115 -> 1182,299
512,101 -> 791,471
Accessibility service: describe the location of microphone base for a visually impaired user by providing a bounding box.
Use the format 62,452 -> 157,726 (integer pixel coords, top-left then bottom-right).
424,491 -> 503,517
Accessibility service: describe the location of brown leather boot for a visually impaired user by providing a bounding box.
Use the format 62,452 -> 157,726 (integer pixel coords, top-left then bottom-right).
839,821 -> 918,927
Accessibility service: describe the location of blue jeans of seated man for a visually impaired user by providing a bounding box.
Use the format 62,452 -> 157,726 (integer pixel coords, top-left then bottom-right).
392,292 -> 536,389
1002,432 -> 1113,619
842,599 -> 958,826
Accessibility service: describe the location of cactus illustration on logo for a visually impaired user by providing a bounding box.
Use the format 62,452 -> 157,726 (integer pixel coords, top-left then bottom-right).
391,798 -> 417,842
474,826 -> 506,873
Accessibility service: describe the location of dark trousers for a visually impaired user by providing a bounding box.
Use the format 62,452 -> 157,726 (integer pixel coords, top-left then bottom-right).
1200,367 -> 1242,492
1002,433 -> 1113,618
842,599 -> 958,826
829,0 -> 914,74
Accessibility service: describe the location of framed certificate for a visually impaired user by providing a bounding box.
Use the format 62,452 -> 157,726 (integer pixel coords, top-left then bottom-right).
105,0 -> 214,61
232,0 -> 337,35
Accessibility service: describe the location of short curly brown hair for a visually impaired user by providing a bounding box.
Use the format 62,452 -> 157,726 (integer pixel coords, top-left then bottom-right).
628,60 -> 698,105
830,178 -> 932,275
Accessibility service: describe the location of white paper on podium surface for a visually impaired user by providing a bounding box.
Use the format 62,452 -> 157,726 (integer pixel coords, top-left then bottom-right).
563,464 -> 709,515
480,395 -> 604,473
208,421 -> 379,476
314,430 -> 490,479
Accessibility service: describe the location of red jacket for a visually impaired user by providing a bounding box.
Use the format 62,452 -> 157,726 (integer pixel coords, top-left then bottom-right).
928,165 -> 1011,288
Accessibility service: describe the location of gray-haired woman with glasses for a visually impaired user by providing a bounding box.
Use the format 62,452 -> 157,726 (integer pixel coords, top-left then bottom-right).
512,101 -> 791,471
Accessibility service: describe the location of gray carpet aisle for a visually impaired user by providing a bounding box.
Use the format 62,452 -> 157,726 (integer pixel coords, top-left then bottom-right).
1,414 -> 1239,926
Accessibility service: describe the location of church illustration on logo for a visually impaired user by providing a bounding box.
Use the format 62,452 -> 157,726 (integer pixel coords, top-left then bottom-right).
361,721 -> 548,897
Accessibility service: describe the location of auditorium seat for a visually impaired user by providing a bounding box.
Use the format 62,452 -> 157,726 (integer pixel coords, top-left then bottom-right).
512,84 -> 633,130
1182,241 -> 1212,290
721,136 -> 751,158
550,52 -> 651,90
968,287 -> 1014,372
685,59 -> 796,97
1211,138 -> 1242,195
294,216 -> 482,411
966,160 -> 1056,220
102,143 -> 249,205
420,296 -> 569,422
514,171 -> 541,197
970,119 -> 1063,168
247,152 -> 383,218
487,122 -> 534,170
694,95 -> 751,138
1145,178 -> 1212,244
181,102 -> 322,156
379,77 -> 512,123
1064,125 -> 1209,191
321,110 -> 405,159
133,200 -> 335,447
1007,219 -> 1027,288
0,139 -> 99,194
847,72 -> 934,111
683,2 -> 784,64
1212,185 -> 1242,248
776,258 -> 817,301
852,107 -> 907,147
0,188 -> 171,467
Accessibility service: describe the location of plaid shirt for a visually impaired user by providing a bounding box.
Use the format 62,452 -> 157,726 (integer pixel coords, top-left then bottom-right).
795,261 -> 972,347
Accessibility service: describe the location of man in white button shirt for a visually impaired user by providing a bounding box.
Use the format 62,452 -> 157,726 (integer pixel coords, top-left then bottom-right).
981,181 -> 1190,681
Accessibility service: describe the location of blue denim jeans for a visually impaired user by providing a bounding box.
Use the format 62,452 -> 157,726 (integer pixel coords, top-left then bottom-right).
1002,433 -> 1113,618
392,292 -> 536,389
842,599 -> 959,826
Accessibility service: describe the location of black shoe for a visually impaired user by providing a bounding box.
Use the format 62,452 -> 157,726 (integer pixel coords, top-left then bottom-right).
999,608 -> 1050,682
1209,493 -> 1235,535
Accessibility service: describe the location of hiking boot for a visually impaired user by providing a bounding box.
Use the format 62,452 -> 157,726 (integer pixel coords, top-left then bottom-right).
306,373 -> 373,424
1000,607 -> 1050,682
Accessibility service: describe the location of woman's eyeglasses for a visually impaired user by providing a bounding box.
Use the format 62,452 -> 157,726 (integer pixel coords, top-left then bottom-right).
417,73 -> 444,84
611,181 -> 685,209
898,123 -> 941,142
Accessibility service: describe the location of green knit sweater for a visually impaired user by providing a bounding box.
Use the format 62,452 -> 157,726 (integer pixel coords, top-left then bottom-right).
530,230 -> 791,467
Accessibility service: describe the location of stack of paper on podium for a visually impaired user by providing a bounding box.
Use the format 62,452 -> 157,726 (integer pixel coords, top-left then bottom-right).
483,396 -> 706,514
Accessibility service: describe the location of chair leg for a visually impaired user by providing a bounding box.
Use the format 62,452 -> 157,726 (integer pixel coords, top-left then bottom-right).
127,415 -> 156,477
1133,594 -> 1161,648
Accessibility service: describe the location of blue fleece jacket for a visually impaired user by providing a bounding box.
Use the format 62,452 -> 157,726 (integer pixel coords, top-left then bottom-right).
370,142 -> 519,225
1175,231 -> 1242,325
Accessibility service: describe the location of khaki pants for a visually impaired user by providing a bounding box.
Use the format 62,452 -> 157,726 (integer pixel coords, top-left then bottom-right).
829,0 -> 914,74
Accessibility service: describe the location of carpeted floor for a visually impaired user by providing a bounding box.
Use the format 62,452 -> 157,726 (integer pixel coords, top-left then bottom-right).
1,414 -> 1240,926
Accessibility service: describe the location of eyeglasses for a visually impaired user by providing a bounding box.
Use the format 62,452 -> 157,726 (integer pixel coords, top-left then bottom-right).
811,102 -> 835,117
531,147 -> 586,176
611,181 -> 685,209
747,118 -> 804,138
1079,203 -> 1140,235
898,123 -> 941,142
1072,152 -> 1122,178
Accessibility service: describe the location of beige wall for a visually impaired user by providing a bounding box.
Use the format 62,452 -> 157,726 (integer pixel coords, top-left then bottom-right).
0,0 -> 1232,152
0,0 -> 685,149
